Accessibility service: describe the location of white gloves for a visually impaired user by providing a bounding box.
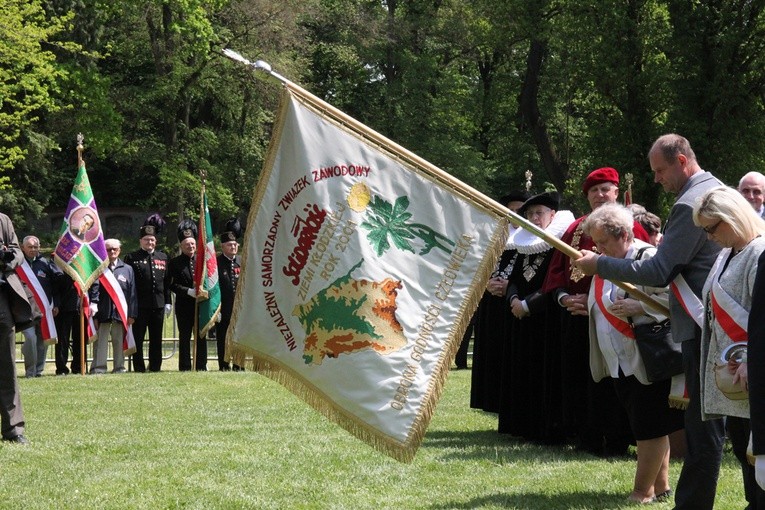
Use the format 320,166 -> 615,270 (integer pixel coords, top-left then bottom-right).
186,288 -> 197,298
89,303 -> 98,315
756,455 -> 765,490
164,304 -> 172,317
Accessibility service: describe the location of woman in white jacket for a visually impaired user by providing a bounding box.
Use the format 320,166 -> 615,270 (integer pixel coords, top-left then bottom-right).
583,203 -> 684,504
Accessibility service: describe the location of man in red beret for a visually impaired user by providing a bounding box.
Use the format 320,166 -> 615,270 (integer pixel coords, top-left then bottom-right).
542,167 -> 649,456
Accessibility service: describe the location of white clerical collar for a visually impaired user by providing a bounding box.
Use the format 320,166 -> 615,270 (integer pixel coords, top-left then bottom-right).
510,210 -> 575,254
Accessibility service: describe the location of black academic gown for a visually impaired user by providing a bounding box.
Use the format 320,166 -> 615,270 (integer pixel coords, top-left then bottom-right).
470,248 -> 518,413
498,247 -> 564,444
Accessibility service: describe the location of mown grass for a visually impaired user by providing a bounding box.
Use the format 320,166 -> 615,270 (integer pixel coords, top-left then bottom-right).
2,354 -> 749,509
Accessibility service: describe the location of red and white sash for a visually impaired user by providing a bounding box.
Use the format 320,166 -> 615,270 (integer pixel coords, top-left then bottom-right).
593,276 -> 635,339
14,260 -> 58,344
670,274 -> 704,328
98,268 -> 136,355
709,251 -> 748,343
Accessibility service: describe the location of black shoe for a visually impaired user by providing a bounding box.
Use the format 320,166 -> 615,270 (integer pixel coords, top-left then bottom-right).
3,434 -> 29,445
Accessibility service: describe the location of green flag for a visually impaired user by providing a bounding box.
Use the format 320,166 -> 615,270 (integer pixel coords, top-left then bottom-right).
54,160 -> 108,290
194,189 -> 221,337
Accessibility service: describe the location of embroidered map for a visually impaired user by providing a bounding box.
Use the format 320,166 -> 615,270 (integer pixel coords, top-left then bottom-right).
293,260 -> 406,365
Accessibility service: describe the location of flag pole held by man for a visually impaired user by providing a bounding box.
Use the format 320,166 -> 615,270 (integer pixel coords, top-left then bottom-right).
193,181 -> 221,370
53,135 -> 108,375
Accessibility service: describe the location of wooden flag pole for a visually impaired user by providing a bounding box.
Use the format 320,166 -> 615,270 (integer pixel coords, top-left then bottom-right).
77,137 -> 87,375
222,49 -> 670,317
192,299 -> 199,372
191,176 -> 205,372
80,294 -> 86,375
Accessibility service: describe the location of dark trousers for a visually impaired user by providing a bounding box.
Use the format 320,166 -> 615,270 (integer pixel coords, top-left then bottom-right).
216,319 -> 231,371
454,313 -> 475,369
562,314 -> 632,455
728,416 -> 765,510
216,317 -> 242,371
54,310 -> 75,374
673,337 -> 726,510
0,289 -> 24,438
132,308 -> 164,372
176,306 -> 206,371
59,310 -> 86,375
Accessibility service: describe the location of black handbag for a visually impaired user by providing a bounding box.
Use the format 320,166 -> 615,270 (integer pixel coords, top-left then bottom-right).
628,317 -> 683,382
624,246 -> 683,382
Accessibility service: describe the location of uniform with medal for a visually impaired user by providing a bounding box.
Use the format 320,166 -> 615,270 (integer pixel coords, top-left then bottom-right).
166,220 -> 207,371
124,215 -> 171,372
216,218 -> 242,371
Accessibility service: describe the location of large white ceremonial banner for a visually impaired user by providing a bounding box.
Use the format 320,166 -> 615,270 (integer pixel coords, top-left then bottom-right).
228,87 -> 508,462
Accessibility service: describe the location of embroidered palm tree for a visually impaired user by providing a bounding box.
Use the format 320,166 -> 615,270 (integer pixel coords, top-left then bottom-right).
361,195 -> 455,256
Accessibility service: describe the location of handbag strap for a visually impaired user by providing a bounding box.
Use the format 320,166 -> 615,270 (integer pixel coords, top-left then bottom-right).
624,245 -> 651,328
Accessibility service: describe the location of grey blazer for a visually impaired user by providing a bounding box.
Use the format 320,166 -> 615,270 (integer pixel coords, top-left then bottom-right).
0,213 -> 35,329
596,171 -> 722,343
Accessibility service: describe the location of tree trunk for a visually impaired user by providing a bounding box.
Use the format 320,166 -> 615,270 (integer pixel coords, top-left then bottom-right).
518,38 -> 567,192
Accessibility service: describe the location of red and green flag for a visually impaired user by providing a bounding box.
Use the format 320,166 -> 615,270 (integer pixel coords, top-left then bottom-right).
194,188 -> 221,337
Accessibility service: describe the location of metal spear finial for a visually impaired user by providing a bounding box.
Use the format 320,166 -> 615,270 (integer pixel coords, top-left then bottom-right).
77,133 -> 84,165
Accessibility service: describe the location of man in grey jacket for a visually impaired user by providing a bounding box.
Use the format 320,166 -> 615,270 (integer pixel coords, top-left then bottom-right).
574,134 -> 725,510
0,212 -> 29,444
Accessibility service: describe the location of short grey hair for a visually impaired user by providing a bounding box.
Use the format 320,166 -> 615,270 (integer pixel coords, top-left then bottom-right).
581,203 -> 635,241
104,238 -> 122,249
738,171 -> 765,189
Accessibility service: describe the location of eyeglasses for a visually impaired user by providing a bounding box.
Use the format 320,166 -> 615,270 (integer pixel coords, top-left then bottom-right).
106,247 -> 120,252
702,221 -> 723,235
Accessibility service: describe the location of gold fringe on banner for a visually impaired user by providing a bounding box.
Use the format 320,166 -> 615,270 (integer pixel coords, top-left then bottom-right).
668,396 -> 689,410
222,89 -> 291,368
227,217 -> 506,462
225,84 -> 509,462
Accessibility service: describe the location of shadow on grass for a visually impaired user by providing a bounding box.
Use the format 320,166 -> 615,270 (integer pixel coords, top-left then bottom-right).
427,491 -> 638,510
422,428 -> 617,464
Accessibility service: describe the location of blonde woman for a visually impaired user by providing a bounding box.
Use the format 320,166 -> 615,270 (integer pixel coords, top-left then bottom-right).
694,185 -> 765,509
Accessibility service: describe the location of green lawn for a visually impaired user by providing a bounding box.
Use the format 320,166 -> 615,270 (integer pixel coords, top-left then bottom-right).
3,353 -> 749,509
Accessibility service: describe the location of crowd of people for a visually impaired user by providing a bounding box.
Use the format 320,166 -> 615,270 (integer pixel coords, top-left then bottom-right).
469,134 -> 765,508
0,209 -> 245,444
4,132 -> 765,508
5,214 -> 244,378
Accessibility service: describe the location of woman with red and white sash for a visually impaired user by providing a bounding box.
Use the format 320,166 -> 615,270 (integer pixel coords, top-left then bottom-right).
694,185 -> 765,509
582,203 -> 684,504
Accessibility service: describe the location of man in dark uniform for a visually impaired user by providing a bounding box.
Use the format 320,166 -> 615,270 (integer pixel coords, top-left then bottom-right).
55,271 -> 86,375
0,212 -> 30,443
124,215 -> 171,372
216,218 -> 242,371
166,220 -> 206,371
